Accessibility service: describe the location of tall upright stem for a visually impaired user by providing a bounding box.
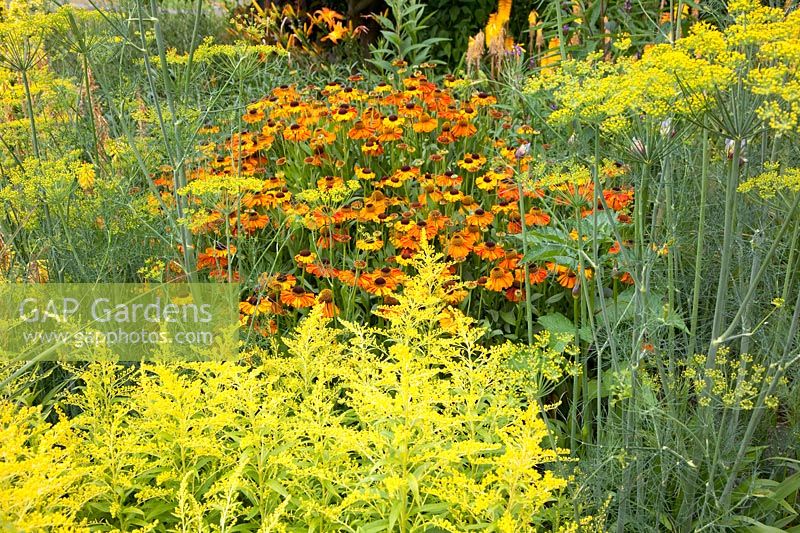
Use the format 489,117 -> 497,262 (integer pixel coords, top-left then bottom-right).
20,68 -> 41,159
688,126 -> 709,356
707,140 -> 741,369
139,0 -> 197,280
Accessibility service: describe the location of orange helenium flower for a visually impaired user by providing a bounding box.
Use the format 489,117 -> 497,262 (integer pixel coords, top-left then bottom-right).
486,267 -> 514,291
281,286 -> 316,308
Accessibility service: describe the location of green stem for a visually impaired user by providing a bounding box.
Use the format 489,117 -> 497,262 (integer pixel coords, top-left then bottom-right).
718,287 -> 800,508
688,126 -> 709,356
20,68 -> 40,159
517,162 -> 534,347
82,54 -> 100,159
780,221 -> 800,304
714,191 -> 800,347
706,140 -> 742,370
553,0 -> 568,61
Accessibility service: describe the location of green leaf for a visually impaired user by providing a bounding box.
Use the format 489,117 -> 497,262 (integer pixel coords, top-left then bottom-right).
266,480 -> 290,499
538,312 -> 591,343
733,515 -> 789,533
389,501 -> 402,532
500,310 -> 517,325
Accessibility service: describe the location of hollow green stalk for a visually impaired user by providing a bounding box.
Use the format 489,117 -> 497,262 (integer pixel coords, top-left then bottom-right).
688,126 -> 709,356
706,139 -> 742,370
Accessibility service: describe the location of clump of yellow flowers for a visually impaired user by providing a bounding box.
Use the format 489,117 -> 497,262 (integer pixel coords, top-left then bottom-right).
0,241 -> 593,531
682,347 -> 784,410
738,162 -> 800,199
526,0 -> 800,136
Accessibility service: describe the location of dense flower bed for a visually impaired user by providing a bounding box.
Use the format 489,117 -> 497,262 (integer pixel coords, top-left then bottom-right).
158,73 -> 636,340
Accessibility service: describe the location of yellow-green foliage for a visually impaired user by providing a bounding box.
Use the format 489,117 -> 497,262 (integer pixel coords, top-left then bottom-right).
0,404 -> 95,531
0,246 -> 581,531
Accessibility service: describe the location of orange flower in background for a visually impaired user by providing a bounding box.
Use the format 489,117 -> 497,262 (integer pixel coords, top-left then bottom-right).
474,240 -> 505,261
239,295 -> 270,316
306,259 -> 339,278
486,267 -> 514,291
348,120 -> 374,139
604,187 -> 634,210
378,126 -> 404,142
471,91 -> 497,107
356,235 -> 383,251
361,138 -> 384,156
360,274 -> 397,296
437,125 -> 456,144
265,273 -> 297,292
555,266 -> 578,289
525,208 -> 551,226
283,123 -> 312,142
452,119 -> 477,138
466,208 -> 494,227
355,165 -> 376,180
235,210 -> 270,233
186,67 -> 651,325
294,249 -> 316,265
517,265 -> 549,285
413,113 -> 438,133
316,289 -> 340,317
505,281 -> 525,302
281,286 -> 316,308
243,106 -> 265,124
447,234 -> 471,260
